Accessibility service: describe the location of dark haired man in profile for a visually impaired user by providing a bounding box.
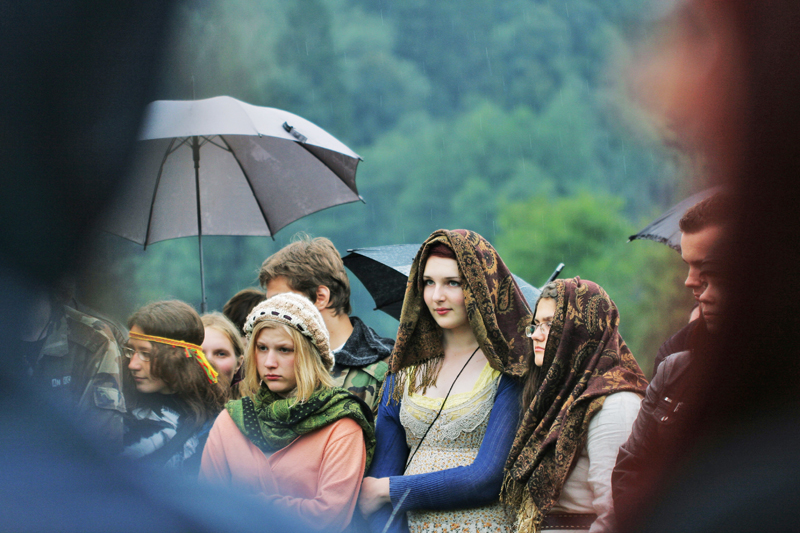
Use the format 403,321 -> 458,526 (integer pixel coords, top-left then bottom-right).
612,193 -> 731,531
650,193 -> 730,375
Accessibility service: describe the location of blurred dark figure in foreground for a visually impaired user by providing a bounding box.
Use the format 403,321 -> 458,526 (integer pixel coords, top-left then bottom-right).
0,2 -> 306,530
16,283 -> 127,453
622,1 -> 800,531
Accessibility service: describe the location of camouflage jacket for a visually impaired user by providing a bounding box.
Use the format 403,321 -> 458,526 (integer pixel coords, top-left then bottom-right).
26,306 -> 126,452
330,316 -> 394,413
331,360 -> 390,414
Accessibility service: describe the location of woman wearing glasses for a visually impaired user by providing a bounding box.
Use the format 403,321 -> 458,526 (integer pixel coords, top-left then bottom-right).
503,279 -> 648,533
122,300 -> 227,476
358,229 -> 532,533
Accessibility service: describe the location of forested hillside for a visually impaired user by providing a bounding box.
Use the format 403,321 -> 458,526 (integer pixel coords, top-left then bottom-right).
85,0 -> 696,374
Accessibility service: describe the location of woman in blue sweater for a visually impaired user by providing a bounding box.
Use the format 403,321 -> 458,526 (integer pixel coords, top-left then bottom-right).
358,229 -> 533,533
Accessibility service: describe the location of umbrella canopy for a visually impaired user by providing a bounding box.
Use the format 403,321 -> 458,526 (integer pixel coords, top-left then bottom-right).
628,187 -> 721,251
343,244 -> 543,320
106,96 -> 362,244
103,96 -> 364,311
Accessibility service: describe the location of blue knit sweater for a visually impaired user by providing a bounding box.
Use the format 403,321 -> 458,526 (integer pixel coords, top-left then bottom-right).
366,373 -> 522,533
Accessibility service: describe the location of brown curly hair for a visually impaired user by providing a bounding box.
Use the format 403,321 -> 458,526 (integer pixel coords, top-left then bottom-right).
126,300 -> 227,427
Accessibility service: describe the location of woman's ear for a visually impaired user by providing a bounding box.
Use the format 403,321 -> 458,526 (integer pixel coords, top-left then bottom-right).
314,285 -> 331,311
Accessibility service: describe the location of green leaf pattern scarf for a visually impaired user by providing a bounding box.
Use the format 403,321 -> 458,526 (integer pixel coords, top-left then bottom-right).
226,385 -> 376,470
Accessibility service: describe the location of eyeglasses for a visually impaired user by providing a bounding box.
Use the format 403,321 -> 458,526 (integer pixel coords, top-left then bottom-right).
123,346 -> 151,362
525,321 -> 552,338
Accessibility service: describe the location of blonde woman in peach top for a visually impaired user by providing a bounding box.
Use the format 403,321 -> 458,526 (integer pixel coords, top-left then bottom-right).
200,293 -> 375,532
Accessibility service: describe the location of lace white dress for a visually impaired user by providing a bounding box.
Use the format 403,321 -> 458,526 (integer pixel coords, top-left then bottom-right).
400,363 -> 515,533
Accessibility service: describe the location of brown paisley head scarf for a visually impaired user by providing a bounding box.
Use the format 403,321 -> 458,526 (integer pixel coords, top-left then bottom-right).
502,277 -> 648,533
387,229 -> 533,400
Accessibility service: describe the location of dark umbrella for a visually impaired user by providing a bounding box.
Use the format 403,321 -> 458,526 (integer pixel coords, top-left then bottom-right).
103,96 -> 363,311
628,187 -> 721,251
342,244 -> 545,320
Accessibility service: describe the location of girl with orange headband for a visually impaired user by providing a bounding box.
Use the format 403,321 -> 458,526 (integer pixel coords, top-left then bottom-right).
121,300 -> 227,476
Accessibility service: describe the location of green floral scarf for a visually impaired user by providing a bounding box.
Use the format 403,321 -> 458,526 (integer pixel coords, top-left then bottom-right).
226,385 -> 376,470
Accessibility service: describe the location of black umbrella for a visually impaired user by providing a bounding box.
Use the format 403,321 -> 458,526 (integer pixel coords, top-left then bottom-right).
342,244 -> 546,320
102,96 -> 364,311
628,187 -> 721,251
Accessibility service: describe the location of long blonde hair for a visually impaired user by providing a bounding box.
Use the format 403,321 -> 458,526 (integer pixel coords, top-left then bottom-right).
201,312 -> 245,363
240,320 -> 334,401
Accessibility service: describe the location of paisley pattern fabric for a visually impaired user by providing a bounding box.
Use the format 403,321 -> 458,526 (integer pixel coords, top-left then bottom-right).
389,229 -> 533,401
502,278 -> 648,533
226,384 -> 376,470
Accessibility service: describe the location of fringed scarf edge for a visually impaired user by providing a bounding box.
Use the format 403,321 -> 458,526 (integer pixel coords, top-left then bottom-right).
387,355 -> 444,404
501,476 -> 544,533
500,395 -> 608,533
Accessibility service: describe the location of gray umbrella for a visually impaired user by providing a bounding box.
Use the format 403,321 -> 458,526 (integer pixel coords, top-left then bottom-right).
103,96 -> 363,311
628,187 -> 721,251
342,244 -> 545,320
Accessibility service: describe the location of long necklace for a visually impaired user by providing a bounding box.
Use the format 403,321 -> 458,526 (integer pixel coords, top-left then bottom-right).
404,345 -> 481,470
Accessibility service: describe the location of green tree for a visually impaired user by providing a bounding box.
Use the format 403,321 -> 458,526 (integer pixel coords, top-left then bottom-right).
496,193 -> 693,375
80,0 -> 689,356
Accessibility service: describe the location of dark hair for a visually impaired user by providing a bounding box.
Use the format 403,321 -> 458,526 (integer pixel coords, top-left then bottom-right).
259,235 -> 352,316
427,242 -> 456,261
126,300 -> 226,426
419,242 -> 459,294
222,287 -> 266,334
678,193 -> 734,234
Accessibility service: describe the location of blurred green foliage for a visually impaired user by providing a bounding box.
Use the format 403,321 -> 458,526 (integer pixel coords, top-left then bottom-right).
496,194 -> 693,374
82,0 -> 696,376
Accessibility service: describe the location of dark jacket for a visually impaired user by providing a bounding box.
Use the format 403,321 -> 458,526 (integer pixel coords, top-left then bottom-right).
651,319 -> 699,377
330,316 -> 393,413
612,350 -> 695,532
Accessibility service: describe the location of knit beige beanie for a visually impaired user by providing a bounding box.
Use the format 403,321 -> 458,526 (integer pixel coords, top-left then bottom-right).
243,292 -> 333,370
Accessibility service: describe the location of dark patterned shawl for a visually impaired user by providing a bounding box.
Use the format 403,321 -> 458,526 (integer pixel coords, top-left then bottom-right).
502,277 -> 648,533
388,229 -> 533,400
226,385 -> 376,470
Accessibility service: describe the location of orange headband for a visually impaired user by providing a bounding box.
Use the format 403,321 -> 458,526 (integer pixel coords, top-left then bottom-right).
128,331 -> 219,384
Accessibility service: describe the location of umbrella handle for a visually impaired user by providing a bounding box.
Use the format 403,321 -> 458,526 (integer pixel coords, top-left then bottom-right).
545,263 -> 565,285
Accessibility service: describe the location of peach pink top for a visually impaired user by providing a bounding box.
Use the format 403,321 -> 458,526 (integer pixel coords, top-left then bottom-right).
200,410 -> 367,532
